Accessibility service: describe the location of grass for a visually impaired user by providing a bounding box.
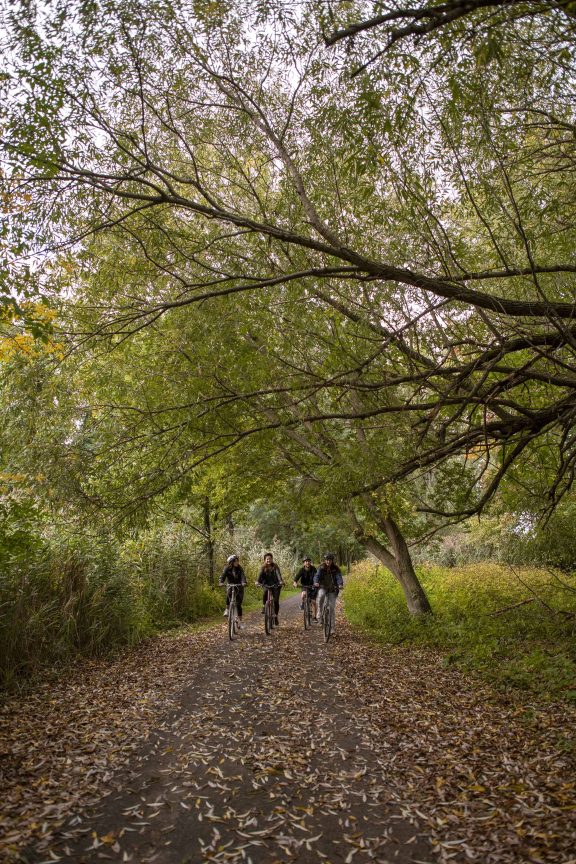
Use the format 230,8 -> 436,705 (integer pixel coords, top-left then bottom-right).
344,561 -> 576,702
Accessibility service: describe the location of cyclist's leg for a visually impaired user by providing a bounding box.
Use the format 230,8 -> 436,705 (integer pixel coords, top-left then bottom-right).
262,589 -> 267,612
273,585 -> 280,623
237,586 -> 244,618
224,585 -> 232,616
310,591 -> 318,620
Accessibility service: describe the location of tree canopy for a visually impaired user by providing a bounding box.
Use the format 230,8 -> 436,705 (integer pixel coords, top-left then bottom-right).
1,0 -> 576,612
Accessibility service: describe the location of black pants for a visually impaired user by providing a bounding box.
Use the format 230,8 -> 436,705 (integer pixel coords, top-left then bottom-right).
262,585 -> 281,615
227,585 -> 244,617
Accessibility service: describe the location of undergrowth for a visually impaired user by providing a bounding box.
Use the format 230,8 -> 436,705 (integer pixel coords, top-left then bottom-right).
0,523 -> 294,692
344,562 -> 576,701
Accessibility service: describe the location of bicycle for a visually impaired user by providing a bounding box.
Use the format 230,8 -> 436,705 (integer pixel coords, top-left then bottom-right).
224,583 -> 243,641
320,593 -> 334,642
258,583 -> 280,635
294,580 -> 315,630
302,588 -> 313,630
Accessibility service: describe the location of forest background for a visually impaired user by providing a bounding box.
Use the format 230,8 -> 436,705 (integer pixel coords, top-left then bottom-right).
0,0 -> 575,700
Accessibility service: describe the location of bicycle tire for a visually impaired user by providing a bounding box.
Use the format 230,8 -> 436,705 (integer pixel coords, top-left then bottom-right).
323,604 -> 332,642
228,598 -> 236,641
303,597 -> 310,630
265,596 -> 272,635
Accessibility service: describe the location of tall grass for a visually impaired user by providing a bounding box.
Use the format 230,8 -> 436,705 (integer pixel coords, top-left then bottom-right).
0,528 -> 221,691
0,520 -> 298,691
344,561 -> 576,701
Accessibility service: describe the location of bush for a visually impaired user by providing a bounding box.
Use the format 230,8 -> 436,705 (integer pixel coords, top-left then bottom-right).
344,561 -> 576,700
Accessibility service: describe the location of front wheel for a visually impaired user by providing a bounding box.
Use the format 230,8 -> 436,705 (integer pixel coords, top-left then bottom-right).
323,605 -> 332,642
228,600 -> 236,641
303,597 -> 311,630
265,597 -> 273,635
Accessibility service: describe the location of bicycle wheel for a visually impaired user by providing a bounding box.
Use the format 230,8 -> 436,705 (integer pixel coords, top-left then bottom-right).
323,603 -> 332,642
228,598 -> 236,641
303,596 -> 310,630
265,596 -> 272,635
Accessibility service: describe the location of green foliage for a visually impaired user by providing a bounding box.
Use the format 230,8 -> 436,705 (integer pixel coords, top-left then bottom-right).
2,0 -> 576,648
0,522 -> 224,691
245,499 -> 362,564
345,562 -> 576,701
423,499 -> 576,572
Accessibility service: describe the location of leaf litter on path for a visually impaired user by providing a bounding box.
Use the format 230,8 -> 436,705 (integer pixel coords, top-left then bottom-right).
0,598 -> 574,863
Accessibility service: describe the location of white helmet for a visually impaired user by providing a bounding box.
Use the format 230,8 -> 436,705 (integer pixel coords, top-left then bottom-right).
227,554 -> 238,564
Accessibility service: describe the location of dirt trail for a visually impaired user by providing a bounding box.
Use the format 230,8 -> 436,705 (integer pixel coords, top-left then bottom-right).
27,596 -> 430,863
2,594 -> 575,864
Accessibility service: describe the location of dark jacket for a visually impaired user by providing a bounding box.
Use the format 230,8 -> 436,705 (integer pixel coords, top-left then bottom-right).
257,563 -> 283,587
219,564 -> 246,586
314,563 -> 344,594
294,565 -> 316,588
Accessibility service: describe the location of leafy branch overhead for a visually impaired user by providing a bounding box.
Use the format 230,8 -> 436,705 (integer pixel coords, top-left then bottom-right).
1,0 -> 575,526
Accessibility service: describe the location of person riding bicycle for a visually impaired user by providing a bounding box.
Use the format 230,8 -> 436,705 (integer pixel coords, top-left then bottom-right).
293,556 -> 318,621
314,553 -> 344,633
219,554 -> 247,628
257,552 -> 283,626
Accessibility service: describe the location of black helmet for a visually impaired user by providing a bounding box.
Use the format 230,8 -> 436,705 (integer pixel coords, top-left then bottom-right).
323,552 -> 335,561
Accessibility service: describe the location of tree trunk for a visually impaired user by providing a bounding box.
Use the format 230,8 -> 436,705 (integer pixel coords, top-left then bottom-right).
349,506 -> 432,616
382,516 -> 432,615
203,497 -> 215,589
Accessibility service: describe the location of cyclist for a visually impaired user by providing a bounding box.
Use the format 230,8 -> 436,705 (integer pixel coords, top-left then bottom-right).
257,552 -> 283,626
293,556 -> 318,621
219,554 -> 247,628
314,553 -> 344,633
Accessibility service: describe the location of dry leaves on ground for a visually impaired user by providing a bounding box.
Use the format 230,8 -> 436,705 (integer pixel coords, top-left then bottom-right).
0,600 -> 574,864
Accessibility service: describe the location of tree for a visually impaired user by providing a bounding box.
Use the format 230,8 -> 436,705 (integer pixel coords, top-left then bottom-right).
1,0 -> 575,581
